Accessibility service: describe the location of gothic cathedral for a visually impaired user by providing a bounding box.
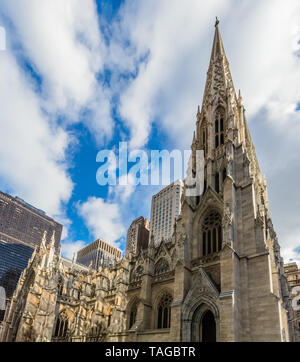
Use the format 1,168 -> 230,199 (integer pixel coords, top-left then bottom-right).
1,23 -> 293,342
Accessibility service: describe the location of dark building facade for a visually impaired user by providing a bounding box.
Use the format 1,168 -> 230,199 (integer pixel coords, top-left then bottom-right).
0,191 -> 62,250
77,238 -> 122,270
0,191 -> 63,322
0,242 -> 34,299
125,216 -> 150,257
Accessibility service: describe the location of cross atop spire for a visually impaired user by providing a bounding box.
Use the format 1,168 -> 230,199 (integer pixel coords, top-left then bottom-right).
215,16 -> 220,27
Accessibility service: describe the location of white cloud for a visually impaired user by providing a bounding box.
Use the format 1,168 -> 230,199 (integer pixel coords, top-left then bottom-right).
1,0 -> 113,144
77,196 -> 126,248
109,173 -> 137,203
61,240 -> 86,260
0,0 -> 115,227
0,51 -> 73,217
114,0 -> 231,149
279,226 -> 300,267
114,0 -> 300,148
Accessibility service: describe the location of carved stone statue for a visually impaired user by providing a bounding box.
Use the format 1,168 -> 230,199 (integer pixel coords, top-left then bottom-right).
243,153 -> 250,178
223,204 -> 234,245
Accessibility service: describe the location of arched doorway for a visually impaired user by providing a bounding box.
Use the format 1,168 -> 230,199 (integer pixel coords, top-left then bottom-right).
190,304 -> 218,342
201,310 -> 216,342
181,268 -> 220,342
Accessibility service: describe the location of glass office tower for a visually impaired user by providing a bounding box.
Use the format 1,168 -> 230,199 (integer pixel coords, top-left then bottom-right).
0,241 -> 34,321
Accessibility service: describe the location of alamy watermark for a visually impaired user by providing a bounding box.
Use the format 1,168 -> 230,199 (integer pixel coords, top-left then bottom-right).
0,26 -> 6,51
96,142 -> 205,196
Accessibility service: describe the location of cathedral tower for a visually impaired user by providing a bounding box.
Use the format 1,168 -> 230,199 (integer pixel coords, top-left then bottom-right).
174,20 -> 292,341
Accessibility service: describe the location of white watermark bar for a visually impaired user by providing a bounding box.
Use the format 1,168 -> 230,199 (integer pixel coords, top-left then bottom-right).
0,26 -> 6,51
96,142 -> 204,196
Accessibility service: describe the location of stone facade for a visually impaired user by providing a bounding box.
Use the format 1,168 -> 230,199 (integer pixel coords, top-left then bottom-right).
0,23 -> 294,342
284,262 -> 300,341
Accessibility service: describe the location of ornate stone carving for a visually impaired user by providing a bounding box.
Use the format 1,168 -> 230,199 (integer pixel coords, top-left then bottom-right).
222,203 -> 233,246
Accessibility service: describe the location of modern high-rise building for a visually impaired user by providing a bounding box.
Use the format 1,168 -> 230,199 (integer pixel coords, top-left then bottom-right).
150,180 -> 184,246
76,238 -> 122,270
284,262 -> 300,341
125,217 -> 150,256
0,191 -> 62,250
0,190 -> 63,322
0,242 -> 34,299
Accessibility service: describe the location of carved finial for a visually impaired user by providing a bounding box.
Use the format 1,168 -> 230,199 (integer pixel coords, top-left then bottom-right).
197,105 -> 200,115
238,90 -> 243,108
149,233 -> 154,249
50,230 -> 55,247
41,231 -> 47,248
215,16 -> 220,27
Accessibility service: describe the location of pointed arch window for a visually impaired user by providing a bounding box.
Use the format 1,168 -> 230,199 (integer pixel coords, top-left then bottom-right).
157,293 -> 172,329
58,277 -> 64,296
87,322 -> 103,342
215,173 -> 219,193
202,212 -> 222,256
59,285 -> 63,296
54,314 -> 69,338
223,168 -> 227,182
215,107 -> 225,148
202,232 -> 206,255
129,302 -> 138,329
201,118 -> 208,157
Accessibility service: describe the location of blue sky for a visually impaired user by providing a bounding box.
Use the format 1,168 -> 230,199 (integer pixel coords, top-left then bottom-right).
0,0 -> 299,264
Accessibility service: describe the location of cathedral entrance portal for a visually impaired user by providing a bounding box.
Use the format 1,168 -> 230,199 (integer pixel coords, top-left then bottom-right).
191,304 -> 217,342
181,269 -> 220,342
201,310 -> 216,342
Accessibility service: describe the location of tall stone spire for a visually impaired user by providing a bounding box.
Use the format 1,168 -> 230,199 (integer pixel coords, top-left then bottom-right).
192,18 -> 249,170
201,19 -> 238,115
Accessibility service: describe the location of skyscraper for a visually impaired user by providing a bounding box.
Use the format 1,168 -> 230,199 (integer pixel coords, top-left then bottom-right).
0,191 -> 62,251
149,180 -> 184,246
125,217 -> 150,256
76,238 -> 122,269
